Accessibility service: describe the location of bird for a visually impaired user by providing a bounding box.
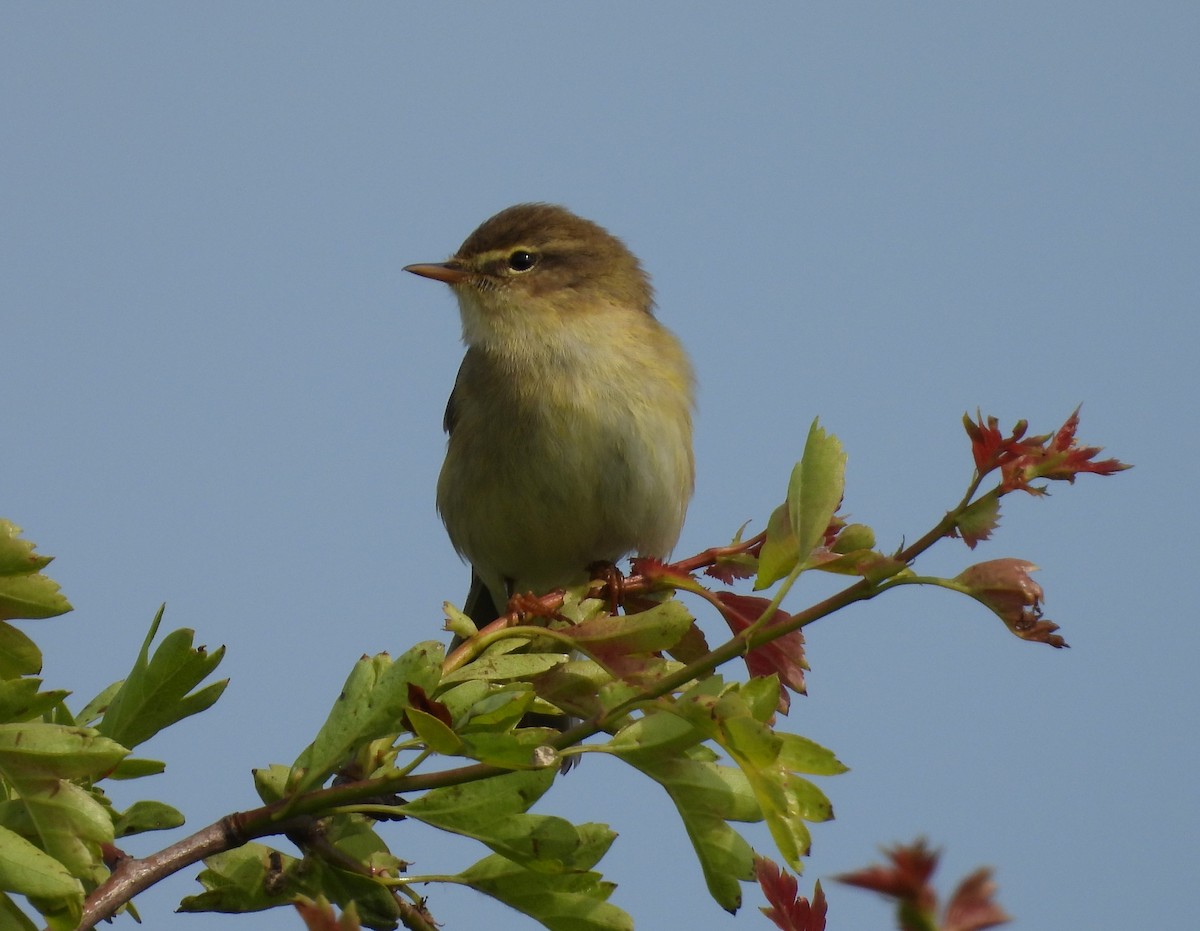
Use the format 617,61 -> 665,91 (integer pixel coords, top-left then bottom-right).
404,201 -> 695,653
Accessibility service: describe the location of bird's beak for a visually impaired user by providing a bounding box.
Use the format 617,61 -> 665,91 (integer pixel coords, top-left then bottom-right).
404,262 -> 470,285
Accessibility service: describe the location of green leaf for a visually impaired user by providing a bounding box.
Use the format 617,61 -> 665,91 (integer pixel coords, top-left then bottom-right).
443,600 -> 478,642
323,814 -> 407,876
455,852 -> 632,931
458,729 -> 563,769
96,608 -> 227,750
0,679 -> 69,724
564,600 -> 694,654
749,772 -> 809,870
606,749 -> 758,912
0,522 -> 72,622
606,697 -> 764,912
113,799 -> 185,837
787,775 -> 834,822
405,707 -> 462,755
0,725 -> 123,881
74,681 -> 122,728
669,685 -> 837,872
720,711 -> 781,768
288,642 -> 442,796
0,723 -> 127,781
812,548 -> 909,583
13,780 -> 113,880
251,764 -> 291,804
440,651 -> 567,686
533,659 -> 624,719
956,490 -> 1001,549
404,769 -> 612,872
0,623 -> 42,679
757,421 -> 848,590
790,420 -> 847,564
0,892 -> 40,931
739,674 -> 784,723
832,523 -> 876,553
178,843 -> 292,914
436,679 -> 491,722
458,685 -> 536,731
777,734 -> 849,776
181,841 -> 404,928
597,680 -> 642,715
756,502 -> 800,589
606,709 -> 707,762
0,825 -> 83,900
105,756 -> 166,780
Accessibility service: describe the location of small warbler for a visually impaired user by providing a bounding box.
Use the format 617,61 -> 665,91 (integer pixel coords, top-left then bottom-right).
405,203 -> 695,629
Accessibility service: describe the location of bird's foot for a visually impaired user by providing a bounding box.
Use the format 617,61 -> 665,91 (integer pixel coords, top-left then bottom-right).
506,590 -> 562,622
586,560 -> 625,614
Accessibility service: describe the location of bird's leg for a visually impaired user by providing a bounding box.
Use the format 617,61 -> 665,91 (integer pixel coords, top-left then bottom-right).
506,590 -> 556,621
586,560 -> 624,614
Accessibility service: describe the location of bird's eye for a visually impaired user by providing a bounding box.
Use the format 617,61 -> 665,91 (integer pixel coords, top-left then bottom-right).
506,250 -> 538,272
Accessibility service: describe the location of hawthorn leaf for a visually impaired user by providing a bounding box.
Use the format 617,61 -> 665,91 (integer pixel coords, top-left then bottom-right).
288,642 -> 442,796
74,681 -> 121,729
0,622 -> 42,679
113,799 -> 185,837
440,652 -> 567,686
443,600 -> 477,642
180,842 -> 402,928
0,522 -> 72,622
106,757 -> 166,780
606,709 -> 707,762
12,779 -> 113,880
436,679 -> 493,723
608,750 -> 758,912
757,422 -> 846,589
459,686 -> 536,731
0,825 -> 82,900
956,492 -> 1001,549
0,679 -> 69,724
0,892 -> 40,931
458,729 -> 564,769
403,769 -> 611,871
813,548 -> 909,583
565,599 -> 694,654
405,707 -> 462,755
251,764 -> 291,804
757,503 -> 800,589
0,723 -> 127,782
96,609 -> 227,750
671,687 -> 826,871
789,420 -> 846,566
778,734 -> 848,777
456,852 -> 632,931
787,775 -> 834,822
831,523 -> 875,553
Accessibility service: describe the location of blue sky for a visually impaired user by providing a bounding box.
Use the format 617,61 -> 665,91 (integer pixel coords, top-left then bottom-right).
4,4 -> 1196,929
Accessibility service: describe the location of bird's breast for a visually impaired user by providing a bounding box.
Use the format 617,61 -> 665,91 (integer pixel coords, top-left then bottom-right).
436,331 -> 693,600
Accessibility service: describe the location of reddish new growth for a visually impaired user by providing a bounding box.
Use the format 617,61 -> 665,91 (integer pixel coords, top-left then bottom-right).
964,408 -> 1130,495
755,857 -> 827,931
405,683 -> 453,728
294,897 -> 364,931
715,592 -> 807,713
956,558 -> 1067,648
837,839 -> 1011,931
